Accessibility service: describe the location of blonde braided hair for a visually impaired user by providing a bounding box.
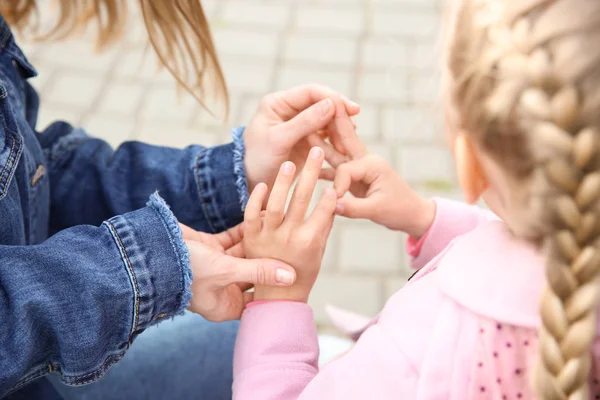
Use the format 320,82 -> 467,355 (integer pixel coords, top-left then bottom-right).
448,0 -> 600,398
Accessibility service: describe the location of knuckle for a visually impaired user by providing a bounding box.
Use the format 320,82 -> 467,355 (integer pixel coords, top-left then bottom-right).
256,262 -> 273,285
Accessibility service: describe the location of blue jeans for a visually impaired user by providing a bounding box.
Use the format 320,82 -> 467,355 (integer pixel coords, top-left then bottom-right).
18,313 -> 238,400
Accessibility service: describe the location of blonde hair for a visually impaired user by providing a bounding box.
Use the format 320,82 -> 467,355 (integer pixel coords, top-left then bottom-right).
448,0 -> 600,398
0,0 -> 228,114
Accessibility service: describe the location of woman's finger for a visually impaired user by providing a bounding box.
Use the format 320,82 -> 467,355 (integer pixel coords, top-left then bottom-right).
329,101 -> 368,160
273,84 -> 360,120
286,147 -> 324,223
244,183 -> 268,235
265,161 -> 296,230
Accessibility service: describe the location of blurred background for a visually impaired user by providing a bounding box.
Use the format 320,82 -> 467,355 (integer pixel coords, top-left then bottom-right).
19,0 -> 457,331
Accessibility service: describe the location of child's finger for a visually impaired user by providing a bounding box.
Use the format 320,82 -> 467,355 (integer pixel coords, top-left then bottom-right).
286,147 -> 324,223
265,161 -> 296,230
335,197 -> 375,220
213,224 -> 244,250
334,161 -> 367,197
305,188 -> 337,232
307,134 -> 348,168
244,183 -> 268,235
319,168 -> 336,181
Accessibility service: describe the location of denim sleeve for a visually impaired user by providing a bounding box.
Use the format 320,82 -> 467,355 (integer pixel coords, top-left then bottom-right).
0,193 -> 192,397
38,122 -> 249,234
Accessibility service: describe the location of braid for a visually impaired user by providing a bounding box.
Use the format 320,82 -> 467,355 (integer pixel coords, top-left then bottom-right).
449,1 -> 600,398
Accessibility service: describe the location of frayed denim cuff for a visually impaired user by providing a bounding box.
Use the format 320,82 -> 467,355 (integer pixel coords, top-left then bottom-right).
193,127 -> 248,233
106,193 -> 192,335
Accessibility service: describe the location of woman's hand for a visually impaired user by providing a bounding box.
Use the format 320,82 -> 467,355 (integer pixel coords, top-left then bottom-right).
315,101 -> 436,238
243,84 -> 360,196
243,147 -> 337,303
180,223 -> 298,321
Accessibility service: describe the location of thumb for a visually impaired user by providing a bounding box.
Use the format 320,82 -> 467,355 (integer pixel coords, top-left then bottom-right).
335,197 -> 376,220
220,255 -> 297,287
273,98 -> 335,145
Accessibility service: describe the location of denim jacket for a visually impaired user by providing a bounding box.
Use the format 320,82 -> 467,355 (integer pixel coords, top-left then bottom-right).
0,16 -> 249,397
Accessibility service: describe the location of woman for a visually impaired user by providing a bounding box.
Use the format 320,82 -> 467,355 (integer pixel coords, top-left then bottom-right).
0,1 -> 359,399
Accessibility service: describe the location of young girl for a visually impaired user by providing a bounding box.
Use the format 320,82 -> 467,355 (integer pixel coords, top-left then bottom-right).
0,1 -> 360,399
235,0 -> 600,398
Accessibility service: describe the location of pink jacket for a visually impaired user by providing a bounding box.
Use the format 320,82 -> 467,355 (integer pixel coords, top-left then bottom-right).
233,198 -> 600,399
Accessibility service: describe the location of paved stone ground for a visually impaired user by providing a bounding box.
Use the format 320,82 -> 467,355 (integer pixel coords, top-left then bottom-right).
20,0 -> 459,330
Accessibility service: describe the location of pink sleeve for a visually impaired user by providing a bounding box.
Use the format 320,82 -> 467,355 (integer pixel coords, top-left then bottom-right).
409,197 -> 499,270
233,303 -> 418,399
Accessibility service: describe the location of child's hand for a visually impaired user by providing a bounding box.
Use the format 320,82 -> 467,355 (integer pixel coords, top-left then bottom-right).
325,154 -> 435,238
314,101 -> 435,238
243,147 -> 337,303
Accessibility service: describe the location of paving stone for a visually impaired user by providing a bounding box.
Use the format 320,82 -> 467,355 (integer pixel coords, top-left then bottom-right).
361,38 -> 409,70
139,86 -> 198,124
357,71 -> 408,102
223,2 -> 290,29
212,28 -> 279,61
97,81 -> 145,116
284,35 -> 357,67
36,106 -> 82,132
276,66 -> 353,97
339,221 -> 404,273
371,9 -> 440,37
309,274 -> 382,325
296,6 -> 365,36
220,60 -> 274,94
384,276 -> 410,300
409,73 -> 441,104
382,106 -> 439,143
35,39 -> 120,72
398,145 -> 456,184
354,104 -> 380,141
43,72 -> 104,110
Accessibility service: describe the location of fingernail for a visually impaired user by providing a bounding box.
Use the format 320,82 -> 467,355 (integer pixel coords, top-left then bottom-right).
276,268 -> 295,285
255,182 -> 267,192
319,98 -> 333,117
310,147 -> 323,159
335,202 -> 344,213
281,161 -> 294,175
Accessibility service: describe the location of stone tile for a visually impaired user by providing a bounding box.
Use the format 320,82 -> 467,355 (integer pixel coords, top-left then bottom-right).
222,2 -> 290,29
35,39 -> 120,72
366,143 -> 395,165
82,114 -> 135,148
136,121 -> 219,149
276,66 -> 353,97
409,73 -> 441,104
296,6 -> 364,36
220,60 -> 274,94
43,72 -> 104,110
97,81 -> 145,116
213,29 -> 279,61
139,86 -> 198,124
114,49 -> 172,82
384,276 -> 410,301
36,106 -> 81,132
398,145 -> 456,184
339,221 -> 404,273
354,104 -> 380,141
309,274 -> 382,325
408,40 -> 440,71
357,71 -> 408,102
371,9 -> 440,37
284,35 -> 357,67
382,106 -> 440,143
361,38 -> 409,70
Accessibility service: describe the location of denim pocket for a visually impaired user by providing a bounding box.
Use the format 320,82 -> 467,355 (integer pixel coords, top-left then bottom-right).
0,82 -> 24,200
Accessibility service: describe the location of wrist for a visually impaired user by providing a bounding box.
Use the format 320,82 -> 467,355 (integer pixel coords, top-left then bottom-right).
407,198 -> 436,239
253,285 -> 309,303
